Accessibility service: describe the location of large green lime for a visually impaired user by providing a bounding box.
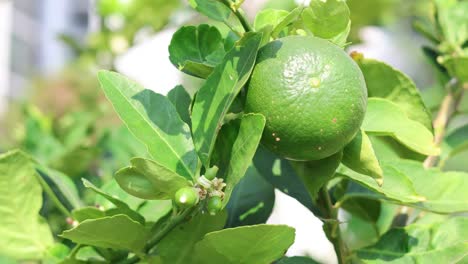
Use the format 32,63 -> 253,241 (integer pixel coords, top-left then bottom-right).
246,36 -> 367,161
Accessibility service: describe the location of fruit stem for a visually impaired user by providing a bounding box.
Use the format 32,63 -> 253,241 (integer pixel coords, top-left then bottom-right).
319,187 -> 348,264
118,207 -> 196,264
220,0 -> 253,32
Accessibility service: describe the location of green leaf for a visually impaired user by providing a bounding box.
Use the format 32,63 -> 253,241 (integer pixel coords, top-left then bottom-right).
115,158 -> 190,200
226,166 -> 275,227
192,32 -> 262,166
441,124 -> 468,164
357,59 -> 433,130
167,85 -> 192,127
93,179 -> 143,211
343,130 -> 383,184
0,150 -> 54,259
137,200 -> 172,223
51,145 -> 100,178
369,136 -> 425,163
211,114 -> 266,207
253,146 -> 320,216
337,164 -> 423,204
329,21 -> 351,47
61,215 -> 148,253
436,1 -> 468,48
36,166 -> 83,210
82,179 -> 145,224
194,224 -> 295,264
362,98 -> 439,156
189,0 -> 232,23
271,7 -> 304,38
97,71 -> 197,179
341,197 -> 381,223
290,151 -> 343,200
413,17 -> 440,43
43,243 -> 70,264
157,212 -> 227,264
302,0 -> 350,39
72,207 -> 106,222
254,9 -> 289,31
341,200 -> 398,250
169,25 -> 225,78
340,159 -> 468,214
441,55 -> 468,82
72,246 -> 106,263
385,160 -> 468,214
356,217 -> 468,263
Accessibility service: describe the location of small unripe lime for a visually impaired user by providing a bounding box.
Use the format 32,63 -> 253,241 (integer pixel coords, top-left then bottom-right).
174,187 -> 199,208
206,196 -> 223,215
246,36 -> 367,161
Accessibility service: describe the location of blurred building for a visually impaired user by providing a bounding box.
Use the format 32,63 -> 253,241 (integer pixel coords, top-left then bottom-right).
0,0 -> 90,114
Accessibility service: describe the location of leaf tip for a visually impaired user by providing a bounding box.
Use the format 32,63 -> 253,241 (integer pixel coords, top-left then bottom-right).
375,178 -> 384,186
81,178 -> 92,188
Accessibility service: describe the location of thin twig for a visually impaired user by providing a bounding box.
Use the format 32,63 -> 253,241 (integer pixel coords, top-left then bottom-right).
319,187 -> 347,264
424,79 -> 464,168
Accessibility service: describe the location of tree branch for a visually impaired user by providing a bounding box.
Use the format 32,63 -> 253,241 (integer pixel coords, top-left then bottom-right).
424,79 -> 464,168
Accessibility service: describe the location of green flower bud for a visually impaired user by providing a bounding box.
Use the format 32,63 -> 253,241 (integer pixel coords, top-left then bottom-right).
206,196 -> 223,215
174,187 -> 199,208
205,165 -> 219,181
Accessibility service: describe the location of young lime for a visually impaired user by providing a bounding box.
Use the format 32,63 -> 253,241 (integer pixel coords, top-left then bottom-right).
246,36 -> 367,160
174,187 -> 199,209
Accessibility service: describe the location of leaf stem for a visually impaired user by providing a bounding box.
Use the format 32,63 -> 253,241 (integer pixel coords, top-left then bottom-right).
35,172 -> 72,218
118,207 -> 196,264
319,187 -> 347,264
220,0 -> 253,32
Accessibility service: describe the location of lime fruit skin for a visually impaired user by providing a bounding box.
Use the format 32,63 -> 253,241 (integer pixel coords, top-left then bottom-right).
246,36 -> 367,161
174,187 -> 199,208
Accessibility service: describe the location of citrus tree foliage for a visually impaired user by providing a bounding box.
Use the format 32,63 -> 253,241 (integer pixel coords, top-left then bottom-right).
1,0 -> 467,263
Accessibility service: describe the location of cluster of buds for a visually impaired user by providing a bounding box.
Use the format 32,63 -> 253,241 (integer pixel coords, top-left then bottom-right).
195,166 -> 226,215
174,166 -> 226,215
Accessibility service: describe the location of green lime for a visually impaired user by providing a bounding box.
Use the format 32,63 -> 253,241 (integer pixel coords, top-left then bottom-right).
174,187 -> 199,209
246,36 -> 367,161
206,196 -> 223,215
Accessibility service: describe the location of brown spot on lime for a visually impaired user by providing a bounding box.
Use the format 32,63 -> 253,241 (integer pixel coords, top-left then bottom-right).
350,51 -> 364,61
332,118 -> 337,123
